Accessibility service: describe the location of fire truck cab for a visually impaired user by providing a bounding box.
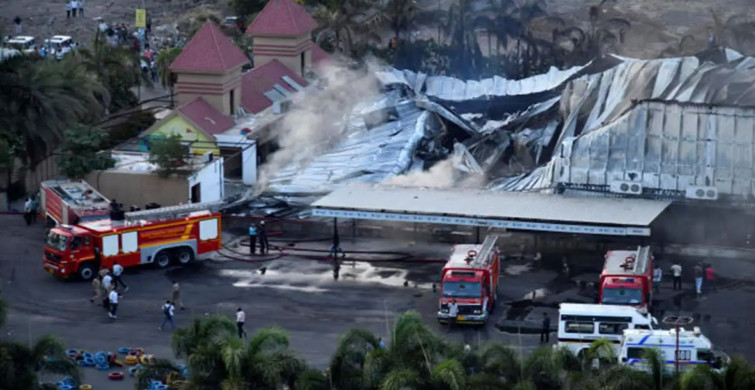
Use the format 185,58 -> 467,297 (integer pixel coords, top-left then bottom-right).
600,246 -> 653,308
437,235 -> 500,325
43,202 -> 223,281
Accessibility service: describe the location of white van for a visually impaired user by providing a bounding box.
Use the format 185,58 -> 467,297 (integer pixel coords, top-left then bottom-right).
557,303 -> 657,357
6,36 -> 36,53
45,35 -> 73,47
619,327 -> 728,373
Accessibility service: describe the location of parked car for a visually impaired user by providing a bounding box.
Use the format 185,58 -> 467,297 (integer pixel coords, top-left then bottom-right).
44,35 -> 72,48
6,36 -> 36,53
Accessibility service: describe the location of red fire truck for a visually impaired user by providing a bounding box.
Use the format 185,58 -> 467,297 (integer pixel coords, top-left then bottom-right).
40,180 -> 110,226
43,202 -> 223,281
599,246 -> 654,308
437,235 -> 500,325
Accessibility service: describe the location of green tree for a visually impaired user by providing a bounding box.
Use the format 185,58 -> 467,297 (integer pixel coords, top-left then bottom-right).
377,0 -> 418,52
148,134 -> 188,178
314,0 -> 373,56
0,299 -> 81,390
59,124 -> 116,179
0,55 -> 108,168
155,47 -> 183,90
74,31 -> 148,112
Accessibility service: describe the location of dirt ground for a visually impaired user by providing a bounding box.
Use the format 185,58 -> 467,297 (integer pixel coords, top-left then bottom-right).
2,0 -> 753,59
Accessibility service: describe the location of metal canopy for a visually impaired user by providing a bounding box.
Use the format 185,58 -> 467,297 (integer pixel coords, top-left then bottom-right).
311,185 -> 672,236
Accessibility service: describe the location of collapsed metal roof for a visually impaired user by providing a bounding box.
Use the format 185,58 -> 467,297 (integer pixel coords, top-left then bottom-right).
264,48 -> 755,207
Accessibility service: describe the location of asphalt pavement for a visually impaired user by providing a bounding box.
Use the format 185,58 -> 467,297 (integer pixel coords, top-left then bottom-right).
3,214 -> 755,389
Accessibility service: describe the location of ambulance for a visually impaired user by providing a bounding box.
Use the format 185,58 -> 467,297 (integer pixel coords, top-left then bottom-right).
557,303 -> 657,357
619,328 -> 729,372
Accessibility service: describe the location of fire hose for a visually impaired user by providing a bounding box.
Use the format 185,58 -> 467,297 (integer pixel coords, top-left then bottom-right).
216,238 -> 447,264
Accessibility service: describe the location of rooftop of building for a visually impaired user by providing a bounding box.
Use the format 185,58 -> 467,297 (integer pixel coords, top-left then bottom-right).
170,21 -> 250,73
245,0 -> 318,37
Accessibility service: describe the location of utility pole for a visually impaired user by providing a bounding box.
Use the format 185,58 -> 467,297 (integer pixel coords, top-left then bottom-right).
662,315 -> 694,376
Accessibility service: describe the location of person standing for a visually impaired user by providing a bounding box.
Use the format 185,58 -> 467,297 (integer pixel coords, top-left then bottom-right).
694,263 -> 704,297
90,276 -> 102,305
13,16 -> 21,34
71,0 -> 78,17
78,0 -> 84,17
705,264 -> 717,292
653,264 -> 662,294
258,221 -> 269,255
102,271 -> 113,292
108,287 -> 118,319
23,197 -> 33,226
159,300 -> 175,330
248,224 -> 257,255
378,337 -> 385,349
30,196 -> 38,224
541,313 -> 551,343
671,262 -> 682,291
329,230 -> 343,258
66,1 -> 71,19
112,262 -> 128,291
236,308 -> 247,339
171,281 -> 185,310
447,299 -> 458,330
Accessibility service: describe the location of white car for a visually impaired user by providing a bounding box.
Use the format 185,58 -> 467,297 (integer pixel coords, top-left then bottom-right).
45,35 -> 72,47
6,36 -> 36,53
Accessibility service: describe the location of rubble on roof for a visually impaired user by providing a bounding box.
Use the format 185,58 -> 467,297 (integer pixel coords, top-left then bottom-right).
262,48 -> 755,206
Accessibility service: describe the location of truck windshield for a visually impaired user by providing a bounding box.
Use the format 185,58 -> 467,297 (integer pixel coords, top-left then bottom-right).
601,288 -> 643,305
45,231 -> 68,251
443,281 -> 481,298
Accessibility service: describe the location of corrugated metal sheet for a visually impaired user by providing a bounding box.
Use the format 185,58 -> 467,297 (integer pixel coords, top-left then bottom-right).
312,184 -> 671,227
558,100 -> 755,196
375,66 -> 585,101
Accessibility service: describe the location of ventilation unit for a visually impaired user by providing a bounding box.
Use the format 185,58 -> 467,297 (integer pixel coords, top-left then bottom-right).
685,186 -> 718,200
609,181 -> 643,195
273,100 -> 291,114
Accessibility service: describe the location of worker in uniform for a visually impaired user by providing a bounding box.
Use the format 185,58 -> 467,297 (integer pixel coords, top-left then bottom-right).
90,275 -> 102,305
447,299 -> 458,330
541,313 -> 551,343
258,221 -> 269,255
171,281 -> 185,310
248,223 -> 257,255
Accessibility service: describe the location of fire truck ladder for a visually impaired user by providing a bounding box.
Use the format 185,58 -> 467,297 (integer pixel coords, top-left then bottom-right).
124,201 -> 224,222
468,235 -> 499,269
622,246 -> 650,274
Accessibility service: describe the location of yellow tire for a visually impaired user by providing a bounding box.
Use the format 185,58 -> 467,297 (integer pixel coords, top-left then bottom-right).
124,355 -> 139,365
79,385 -> 93,390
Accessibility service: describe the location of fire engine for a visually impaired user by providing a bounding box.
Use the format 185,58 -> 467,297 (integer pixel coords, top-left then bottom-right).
43,202 -> 223,281
437,235 -> 500,325
599,246 -> 654,308
40,180 -> 111,226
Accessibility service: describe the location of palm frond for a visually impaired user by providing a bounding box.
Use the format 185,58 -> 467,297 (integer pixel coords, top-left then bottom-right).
430,359 -> 466,390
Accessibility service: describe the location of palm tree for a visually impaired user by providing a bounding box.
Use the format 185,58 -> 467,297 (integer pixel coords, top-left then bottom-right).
443,0 -> 485,77
0,299 -> 81,390
155,47 -> 183,107
74,30 -> 148,112
170,315 -> 237,387
314,0 -> 373,56
329,328 -> 380,390
219,326 -> 304,389
377,0 -> 418,51
0,55 -> 108,169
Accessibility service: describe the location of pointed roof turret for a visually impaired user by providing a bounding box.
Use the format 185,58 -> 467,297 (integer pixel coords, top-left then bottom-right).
245,0 -> 318,37
170,22 -> 250,73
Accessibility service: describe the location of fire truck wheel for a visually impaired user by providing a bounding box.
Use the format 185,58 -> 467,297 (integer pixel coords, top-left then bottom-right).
175,248 -> 194,265
155,252 -> 171,268
78,263 -> 96,281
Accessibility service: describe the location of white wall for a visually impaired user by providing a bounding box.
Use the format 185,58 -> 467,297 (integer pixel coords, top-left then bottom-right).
188,157 -> 224,203
214,134 -> 257,186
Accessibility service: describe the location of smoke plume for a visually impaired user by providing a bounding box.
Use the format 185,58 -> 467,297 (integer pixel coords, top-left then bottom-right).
385,158 -> 485,189
256,63 -> 383,192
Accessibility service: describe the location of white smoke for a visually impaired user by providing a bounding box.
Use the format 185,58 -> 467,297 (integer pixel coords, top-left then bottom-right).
386,158 -> 485,189
256,62 -> 383,192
